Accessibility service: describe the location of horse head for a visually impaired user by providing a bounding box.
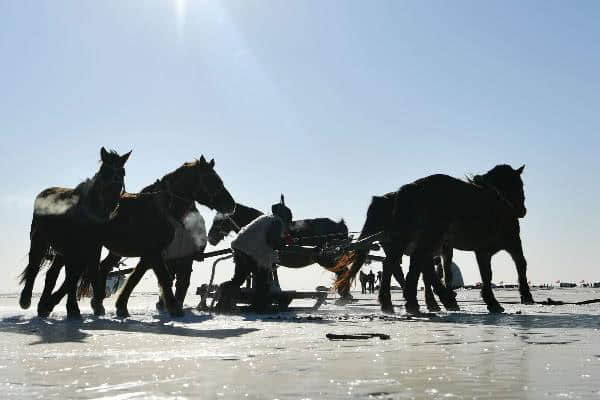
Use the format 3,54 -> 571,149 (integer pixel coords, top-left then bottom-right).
476,164 -> 526,218
182,155 -> 236,215
95,147 -> 131,217
208,203 -> 263,246
208,212 -> 236,246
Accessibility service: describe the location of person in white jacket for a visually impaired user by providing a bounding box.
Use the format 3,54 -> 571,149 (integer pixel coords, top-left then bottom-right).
216,195 -> 292,312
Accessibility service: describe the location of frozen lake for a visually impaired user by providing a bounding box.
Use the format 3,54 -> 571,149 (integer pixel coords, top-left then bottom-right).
2,288 -> 600,399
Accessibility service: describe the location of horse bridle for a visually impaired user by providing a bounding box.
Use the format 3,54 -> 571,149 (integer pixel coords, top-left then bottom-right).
475,176 -> 518,212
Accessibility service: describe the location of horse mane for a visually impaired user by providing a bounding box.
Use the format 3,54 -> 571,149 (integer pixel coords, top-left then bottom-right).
465,164 -> 514,188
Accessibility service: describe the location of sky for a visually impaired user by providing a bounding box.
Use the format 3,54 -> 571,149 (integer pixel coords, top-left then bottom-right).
1,1 -> 599,296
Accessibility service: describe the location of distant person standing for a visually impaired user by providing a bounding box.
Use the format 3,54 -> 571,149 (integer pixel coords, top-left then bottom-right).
368,270 -> 375,294
359,271 -> 368,294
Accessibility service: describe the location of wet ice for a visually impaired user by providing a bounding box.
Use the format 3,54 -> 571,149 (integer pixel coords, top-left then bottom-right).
2,289 -> 600,399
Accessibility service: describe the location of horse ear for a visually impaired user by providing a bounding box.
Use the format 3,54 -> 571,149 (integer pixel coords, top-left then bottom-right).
516,164 -> 525,175
280,194 -> 285,205
199,155 -> 207,164
119,150 -> 132,166
209,158 -> 215,168
100,147 -> 109,163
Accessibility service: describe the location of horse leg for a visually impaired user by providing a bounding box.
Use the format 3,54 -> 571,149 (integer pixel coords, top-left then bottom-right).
37,254 -> 65,317
64,264 -> 82,319
422,259 -> 459,311
115,260 -> 150,318
442,246 -> 454,289
403,256 -> 421,314
19,228 -> 49,309
424,281 -> 441,312
378,242 -> 403,314
151,255 -> 183,317
156,260 -> 176,311
476,251 -> 504,313
174,259 -> 193,308
506,238 -> 534,305
379,262 -> 394,314
91,252 -> 122,316
392,263 -> 406,289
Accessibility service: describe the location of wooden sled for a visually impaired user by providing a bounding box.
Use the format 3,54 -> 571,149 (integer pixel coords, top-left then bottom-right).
198,286 -> 328,313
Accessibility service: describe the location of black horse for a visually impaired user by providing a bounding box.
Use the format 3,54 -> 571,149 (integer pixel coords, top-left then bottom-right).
81,178 -> 206,314
336,164 -> 530,314
19,147 -> 131,318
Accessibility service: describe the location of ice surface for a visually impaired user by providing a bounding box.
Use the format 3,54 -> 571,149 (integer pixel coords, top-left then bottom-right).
2,289 -> 600,399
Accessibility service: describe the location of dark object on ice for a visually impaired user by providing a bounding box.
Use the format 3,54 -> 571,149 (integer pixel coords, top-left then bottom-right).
326,333 -> 390,340
559,282 -> 577,288
336,164 -> 531,315
537,297 -> 600,306
19,147 -> 131,319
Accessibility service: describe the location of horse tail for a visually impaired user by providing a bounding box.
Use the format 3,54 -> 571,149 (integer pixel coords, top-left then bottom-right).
334,249 -> 369,295
334,195 -> 393,294
19,218 -> 51,309
77,270 -> 94,299
77,252 -> 121,299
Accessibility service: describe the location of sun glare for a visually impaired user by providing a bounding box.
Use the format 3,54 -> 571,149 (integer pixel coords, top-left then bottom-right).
174,0 -> 187,41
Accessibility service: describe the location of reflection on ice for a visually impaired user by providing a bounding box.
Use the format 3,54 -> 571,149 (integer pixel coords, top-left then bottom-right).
1,289 -> 600,399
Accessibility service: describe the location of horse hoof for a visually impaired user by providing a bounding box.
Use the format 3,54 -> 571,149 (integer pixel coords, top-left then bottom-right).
66,312 -> 82,320
381,305 -> 395,314
335,298 -> 351,306
444,299 -> 460,311
405,304 -> 420,315
37,309 -> 50,318
93,307 -> 105,316
427,304 -> 442,312
521,296 -> 535,305
169,308 -> 185,318
91,300 -> 106,316
488,304 -> 505,314
93,306 -> 106,316
116,308 -> 130,318
19,294 -> 31,310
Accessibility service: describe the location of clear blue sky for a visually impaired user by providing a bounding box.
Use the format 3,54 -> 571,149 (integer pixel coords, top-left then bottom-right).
1,1 -> 599,294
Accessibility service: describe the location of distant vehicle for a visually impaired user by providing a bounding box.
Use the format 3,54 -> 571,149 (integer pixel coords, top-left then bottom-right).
560,282 -> 577,288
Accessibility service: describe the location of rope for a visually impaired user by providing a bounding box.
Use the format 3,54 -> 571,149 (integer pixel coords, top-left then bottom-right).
226,215 -> 241,232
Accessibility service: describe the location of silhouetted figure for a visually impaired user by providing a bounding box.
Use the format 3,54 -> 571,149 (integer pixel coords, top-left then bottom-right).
368,270 -> 375,293
359,271 -> 368,294
217,195 -> 292,313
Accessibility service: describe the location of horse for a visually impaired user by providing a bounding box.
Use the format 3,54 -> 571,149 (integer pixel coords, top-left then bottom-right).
39,156 -> 235,318
336,164 -> 530,315
19,147 -> 131,318
95,179 -> 207,313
